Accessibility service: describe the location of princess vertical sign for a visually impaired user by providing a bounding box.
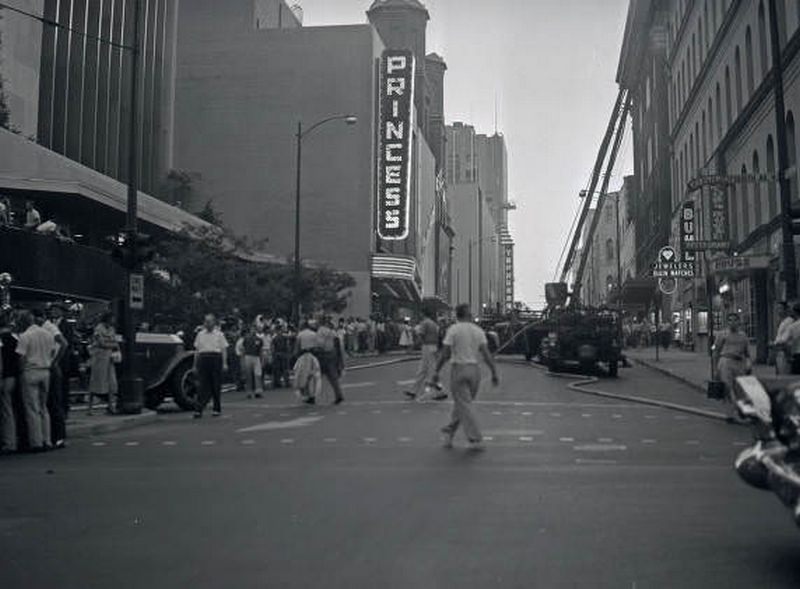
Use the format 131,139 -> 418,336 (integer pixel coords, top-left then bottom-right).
377,49 -> 415,241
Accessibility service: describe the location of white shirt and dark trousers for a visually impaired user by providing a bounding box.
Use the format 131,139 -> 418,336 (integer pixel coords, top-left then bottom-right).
16,325 -> 56,449
440,322 -> 489,444
194,329 -> 228,417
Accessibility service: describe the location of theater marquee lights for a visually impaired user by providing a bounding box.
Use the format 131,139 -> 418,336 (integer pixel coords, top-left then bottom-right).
377,49 -> 415,241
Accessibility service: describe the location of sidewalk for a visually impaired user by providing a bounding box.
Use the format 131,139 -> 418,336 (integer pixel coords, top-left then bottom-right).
66,409 -> 160,438
624,346 -> 773,393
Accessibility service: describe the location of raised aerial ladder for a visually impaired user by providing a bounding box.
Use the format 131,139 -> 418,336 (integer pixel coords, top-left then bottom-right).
551,87 -> 631,307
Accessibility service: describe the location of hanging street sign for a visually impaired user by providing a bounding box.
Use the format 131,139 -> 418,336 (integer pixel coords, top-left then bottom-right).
687,173 -> 777,192
711,255 -> 771,274
652,245 -> 695,278
658,277 -> 677,295
679,201 -> 697,260
376,49 -> 415,241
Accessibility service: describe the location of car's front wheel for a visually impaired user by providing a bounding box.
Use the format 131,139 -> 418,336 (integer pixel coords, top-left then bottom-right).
171,362 -> 199,411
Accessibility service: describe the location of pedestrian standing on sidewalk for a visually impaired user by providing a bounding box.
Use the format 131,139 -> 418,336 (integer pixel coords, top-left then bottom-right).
317,317 -> 345,405
713,312 -> 751,424
433,304 -> 500,450
88,312 -> 120,415
193,314 -> 229,419
237,325 -> 264,399
773,301 -> 796,375
42,307 -> 68,448
0,313 -> 20,453
398,318 -> 414,352
403,307 -> 446,402
16,310 -> 56,451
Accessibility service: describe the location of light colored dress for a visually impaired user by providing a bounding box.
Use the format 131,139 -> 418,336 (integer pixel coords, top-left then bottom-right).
715,329 -> 750,400
89,323 -> 119,407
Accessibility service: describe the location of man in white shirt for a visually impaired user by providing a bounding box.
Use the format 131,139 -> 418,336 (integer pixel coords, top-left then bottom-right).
192,314 -> 229,418
433,304 -> 499,450
773,302 -> 796,375
16,309 -> 56,450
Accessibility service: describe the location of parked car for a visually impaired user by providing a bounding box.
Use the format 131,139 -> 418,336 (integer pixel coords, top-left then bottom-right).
131,333 -> 198,410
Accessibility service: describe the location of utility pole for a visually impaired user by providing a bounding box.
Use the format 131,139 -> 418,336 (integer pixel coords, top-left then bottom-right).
769,0 -> 798,300
294,121 -> 303,327
120,0 -> 143,414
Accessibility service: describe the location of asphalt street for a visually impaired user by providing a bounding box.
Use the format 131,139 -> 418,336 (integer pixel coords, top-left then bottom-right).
2,359 -> 800,588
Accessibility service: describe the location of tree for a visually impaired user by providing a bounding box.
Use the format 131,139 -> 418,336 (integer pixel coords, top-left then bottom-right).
144,225 -> 355,331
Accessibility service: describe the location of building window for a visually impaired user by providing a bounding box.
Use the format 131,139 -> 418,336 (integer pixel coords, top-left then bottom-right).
606,239 -> 614,263
645,76 -> 651,111
752,150 -> 762,228
741,163 -> 751,237
745,27 -> 755,96
725,66 -> 733,127
704,1 -> 710,48
702,110 -> 708,162
788,111 -> 798,201
759,2 -> 769,79
730,181 -> 740,243
767,135 -> 777,220
734,46 -> 743,114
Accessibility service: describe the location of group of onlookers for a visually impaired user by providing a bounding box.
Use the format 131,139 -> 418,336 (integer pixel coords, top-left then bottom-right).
0,304 -> 74,453
0,196 -> 74,240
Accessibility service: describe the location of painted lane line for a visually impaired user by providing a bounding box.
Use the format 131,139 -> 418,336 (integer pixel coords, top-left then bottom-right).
324,438 -> 338,443
519,436 -> 534,442
237,416 -> 323,433
396,379 -> 416,386
685,440 -> 700,445
201,440 -> 216,446
575,459 -> 618,465
363,437 -> 378,444
522,411 -> 533,416
559,437 -> 575,443
641,439 -> 657,444
484,436 -> 495,441
581,414 -> 592,418
92,441 -> 107,447
342,382 -> 376,390
162,441 -> 177,446
492,411 -> 503,416
398,437 -> 412,443
280,439 -> 295,444
550,412 -> 562,417
573,443 -> 628,452
598,438 -> 614,443
125,441 -> 140,447
241,440 -> 256,446
612,414 -> 623,419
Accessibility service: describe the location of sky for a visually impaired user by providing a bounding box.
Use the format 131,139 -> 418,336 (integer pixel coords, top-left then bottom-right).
298,0 -> 633,307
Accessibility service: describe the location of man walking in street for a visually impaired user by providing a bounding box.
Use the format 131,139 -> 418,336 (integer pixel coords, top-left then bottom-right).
404,307 -> 447,402
16,309 -> 56,451
433,304 -> 499,450
236,325 -> 264,399
193,314 -> 228,419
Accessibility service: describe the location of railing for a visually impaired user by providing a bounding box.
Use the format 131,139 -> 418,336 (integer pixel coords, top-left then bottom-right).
0,226 -> 124,302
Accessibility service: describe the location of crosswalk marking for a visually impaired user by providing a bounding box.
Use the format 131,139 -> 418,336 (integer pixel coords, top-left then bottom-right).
559,437 -> 575,442
519,436 -> 534,442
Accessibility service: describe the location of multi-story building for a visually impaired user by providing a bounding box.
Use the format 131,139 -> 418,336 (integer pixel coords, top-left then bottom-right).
619,0 -> 800,360
172,0 -> 448,318
0,0 -> 205,304
445,122 -> 513,315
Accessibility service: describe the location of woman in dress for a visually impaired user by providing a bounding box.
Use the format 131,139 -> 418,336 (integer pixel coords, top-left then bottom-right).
713,312 -> 751,423
88,312 -> 120,415
398,318 -> 414,352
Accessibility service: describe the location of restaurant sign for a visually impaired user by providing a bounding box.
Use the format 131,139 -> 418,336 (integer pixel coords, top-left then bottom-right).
377,49 -> 415,241
711,255 -> 771,274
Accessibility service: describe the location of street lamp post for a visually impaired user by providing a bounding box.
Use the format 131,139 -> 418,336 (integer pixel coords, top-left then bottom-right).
293,115 -> 357,326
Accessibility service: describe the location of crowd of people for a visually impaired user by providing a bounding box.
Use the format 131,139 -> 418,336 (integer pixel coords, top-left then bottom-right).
0,197 -> 75,241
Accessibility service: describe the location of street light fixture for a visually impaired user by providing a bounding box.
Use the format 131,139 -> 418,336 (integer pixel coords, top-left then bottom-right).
293,114 -> 358,326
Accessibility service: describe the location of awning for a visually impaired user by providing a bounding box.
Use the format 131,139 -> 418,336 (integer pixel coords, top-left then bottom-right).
0,128 -> 210,233
614,277 -> 657,306
371,253 -> 421,303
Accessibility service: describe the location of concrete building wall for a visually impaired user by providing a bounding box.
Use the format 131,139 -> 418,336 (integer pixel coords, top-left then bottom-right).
173,12 -> 381,315
0,1 -> 43,138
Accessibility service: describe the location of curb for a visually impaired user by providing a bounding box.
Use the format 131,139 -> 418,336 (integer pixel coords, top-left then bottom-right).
504,357 -> 729,422
348,356 -> 420,371
67,411 -> 160,438
628,357 -> 707,394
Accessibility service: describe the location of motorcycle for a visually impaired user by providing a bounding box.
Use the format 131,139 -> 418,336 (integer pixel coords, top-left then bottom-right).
733,375 -> 800,526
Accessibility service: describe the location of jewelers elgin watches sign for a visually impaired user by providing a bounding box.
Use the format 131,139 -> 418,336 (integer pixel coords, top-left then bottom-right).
377,49 -> 415,241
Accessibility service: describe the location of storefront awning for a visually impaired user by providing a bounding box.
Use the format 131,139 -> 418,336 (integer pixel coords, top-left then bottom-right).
371,254 -> 421,303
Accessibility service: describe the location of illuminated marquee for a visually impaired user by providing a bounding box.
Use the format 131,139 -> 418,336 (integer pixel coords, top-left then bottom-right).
377,49 -> 415,241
